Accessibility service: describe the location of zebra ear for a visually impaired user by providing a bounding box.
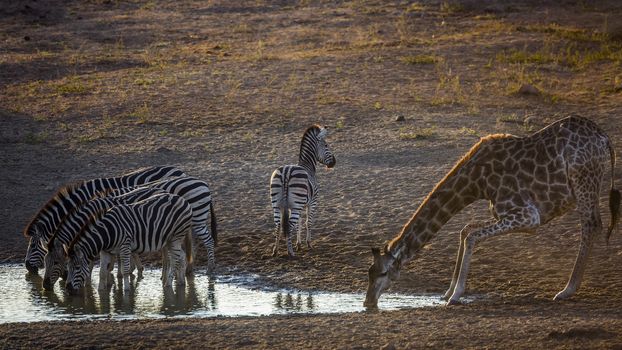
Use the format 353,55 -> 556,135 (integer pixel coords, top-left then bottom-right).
318,127 -> 328,139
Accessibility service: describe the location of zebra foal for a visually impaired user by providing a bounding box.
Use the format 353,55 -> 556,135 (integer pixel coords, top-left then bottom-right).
270,125 -> 336,257
65,193 -> 193,293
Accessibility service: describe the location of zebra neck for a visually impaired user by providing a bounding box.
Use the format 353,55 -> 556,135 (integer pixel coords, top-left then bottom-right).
298,153 -> 317,175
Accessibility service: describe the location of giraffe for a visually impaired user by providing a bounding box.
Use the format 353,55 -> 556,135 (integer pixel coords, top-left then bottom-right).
364,115 -> 621,307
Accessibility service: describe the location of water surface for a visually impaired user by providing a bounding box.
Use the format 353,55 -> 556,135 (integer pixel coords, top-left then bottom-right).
0,264 -> 444,323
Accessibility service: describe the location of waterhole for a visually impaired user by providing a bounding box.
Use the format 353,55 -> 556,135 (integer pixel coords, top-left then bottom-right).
0,264 -> 444,323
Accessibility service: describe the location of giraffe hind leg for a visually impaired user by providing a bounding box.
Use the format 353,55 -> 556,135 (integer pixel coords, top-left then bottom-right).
555,174 -> 602,300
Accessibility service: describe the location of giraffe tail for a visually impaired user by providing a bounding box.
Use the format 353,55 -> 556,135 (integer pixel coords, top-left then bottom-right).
606,137 -> 620,244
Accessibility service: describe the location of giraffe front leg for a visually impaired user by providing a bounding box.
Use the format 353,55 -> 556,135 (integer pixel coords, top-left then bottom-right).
447,207 -> 540,305
443,221 -> 495,301
554,208 -> 601,301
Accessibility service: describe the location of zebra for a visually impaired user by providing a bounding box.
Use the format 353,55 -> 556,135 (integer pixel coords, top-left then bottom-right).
65,193 -> 193,293
270,124 -> 336,257
24,165 -> 186,274
138,176 -> 218,273
42,187 -> 169,290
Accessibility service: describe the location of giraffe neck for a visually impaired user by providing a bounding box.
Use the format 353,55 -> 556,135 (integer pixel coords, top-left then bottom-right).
389,170 -> 479,263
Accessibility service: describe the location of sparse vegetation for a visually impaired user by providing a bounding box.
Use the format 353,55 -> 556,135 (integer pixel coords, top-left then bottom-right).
398,126 -> 437,140
399,55 -> 439,65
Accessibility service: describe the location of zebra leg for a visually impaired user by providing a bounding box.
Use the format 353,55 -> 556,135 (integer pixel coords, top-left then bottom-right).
116,254 -> 123,279
98,251 -> 114,291
296,207 -> 304,251
171,240 -> 186,287
119,245 -> 132,292
131,253 -> 144,280
163,243 -> 177,288
305,199 -> 318,249
161,244 -> 169,282
287,208 -> 303,257
272,207 -> 282,257
193,225 -> 216,273
183,232 -> 195,278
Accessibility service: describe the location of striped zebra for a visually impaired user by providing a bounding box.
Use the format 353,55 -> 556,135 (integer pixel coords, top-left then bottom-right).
42,187 -> 168,290
270,125 -> 336,257
65,193 -> 193,293
140,176 -> 218,273
24,165 -> 186,274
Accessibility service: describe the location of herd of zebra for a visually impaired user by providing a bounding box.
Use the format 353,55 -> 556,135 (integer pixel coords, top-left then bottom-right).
22,124 -> 335,294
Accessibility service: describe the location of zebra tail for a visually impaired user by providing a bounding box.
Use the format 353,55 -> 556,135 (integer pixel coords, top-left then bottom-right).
282,207 -> 289,238
606,137 -> 621,244
210,203 -> 218,247
184,232 -> 193,266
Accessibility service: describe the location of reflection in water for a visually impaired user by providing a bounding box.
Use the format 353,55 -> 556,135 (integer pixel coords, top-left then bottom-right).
1,265 -> 445,324
275,293 -> 313,312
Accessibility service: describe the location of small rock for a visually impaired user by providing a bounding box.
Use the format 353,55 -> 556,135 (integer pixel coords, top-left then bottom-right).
156,146 -> 172,153
394,115 -> 405,122
517,83 -> 539,96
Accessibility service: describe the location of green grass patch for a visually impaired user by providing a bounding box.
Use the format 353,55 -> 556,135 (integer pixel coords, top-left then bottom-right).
399,126 -> 437,140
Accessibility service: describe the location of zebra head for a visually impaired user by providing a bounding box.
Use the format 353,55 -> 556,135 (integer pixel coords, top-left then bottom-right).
65,248 -> 90,295
24,221 -> 47,274
364,245 -> 401,309
314,126 -> 336,168
42,239 -> 67,291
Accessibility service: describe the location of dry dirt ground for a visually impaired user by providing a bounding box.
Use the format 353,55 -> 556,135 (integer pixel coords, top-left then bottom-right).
2,0 -> 622,348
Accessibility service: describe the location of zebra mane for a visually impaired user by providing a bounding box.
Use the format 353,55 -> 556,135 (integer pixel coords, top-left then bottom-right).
302,124 -> 327,139
23,180 -> 86,237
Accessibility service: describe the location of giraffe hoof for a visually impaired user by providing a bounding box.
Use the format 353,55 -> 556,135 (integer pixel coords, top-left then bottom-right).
553,290 -> 573,301
446,298 -> 462,306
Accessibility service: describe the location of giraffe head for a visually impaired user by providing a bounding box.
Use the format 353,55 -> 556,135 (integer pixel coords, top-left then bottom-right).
364,244 -> 401,308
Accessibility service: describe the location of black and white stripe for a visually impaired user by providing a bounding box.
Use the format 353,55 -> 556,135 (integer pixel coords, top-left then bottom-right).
65,193 -> 193,293
24,165 -> 186,273
139,176 -> 218,272
43,187 -> 167,290
269,125 -> 336,257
